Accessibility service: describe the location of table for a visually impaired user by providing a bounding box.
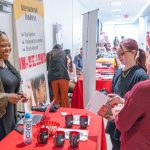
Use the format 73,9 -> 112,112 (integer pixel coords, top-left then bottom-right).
71,68 -> 113,109
0,108 -> 107,150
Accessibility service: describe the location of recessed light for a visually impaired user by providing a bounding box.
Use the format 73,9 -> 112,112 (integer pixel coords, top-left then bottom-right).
111,1 -> 122,6
112,9 -> 121,12
112,14 -> 121,18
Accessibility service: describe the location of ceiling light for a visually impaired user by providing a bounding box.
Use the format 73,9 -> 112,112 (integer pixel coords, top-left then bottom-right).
112,9 -> 121,12
111,1 -> 122,6
112,14 -> 121,18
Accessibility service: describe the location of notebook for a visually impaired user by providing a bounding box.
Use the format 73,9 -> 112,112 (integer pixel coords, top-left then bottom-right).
18,100 -> 55,125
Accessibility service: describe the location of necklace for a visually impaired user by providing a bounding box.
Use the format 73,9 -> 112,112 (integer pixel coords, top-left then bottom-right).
122,66 -> 135,78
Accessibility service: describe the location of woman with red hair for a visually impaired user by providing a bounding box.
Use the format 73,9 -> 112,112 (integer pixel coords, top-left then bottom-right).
106,38 -> 149,150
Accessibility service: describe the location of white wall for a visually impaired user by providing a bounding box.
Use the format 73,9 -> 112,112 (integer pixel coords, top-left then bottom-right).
43,0 -> 86,58
115,23 -> 139,42
147,21 -> 150,31
103,23 -> 139,46
2,0 -> 89,59
139,17 -> 147,50
72,0 -> 87,57
0,4 -> 14,65
43,0 -> 73,53
102,23 -> 115,46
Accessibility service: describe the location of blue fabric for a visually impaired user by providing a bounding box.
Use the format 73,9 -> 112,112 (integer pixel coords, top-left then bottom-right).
73,54 -> 83,72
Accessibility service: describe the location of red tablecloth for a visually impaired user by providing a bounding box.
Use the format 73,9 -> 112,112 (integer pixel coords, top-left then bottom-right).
0,108 -> 107,150
71,68 -> 113,109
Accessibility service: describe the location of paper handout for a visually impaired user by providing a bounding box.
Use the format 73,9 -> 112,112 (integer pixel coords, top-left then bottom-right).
86,90 -> 110,114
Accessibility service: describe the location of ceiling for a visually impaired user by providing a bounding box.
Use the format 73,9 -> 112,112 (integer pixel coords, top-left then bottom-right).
78,0 -> 150,24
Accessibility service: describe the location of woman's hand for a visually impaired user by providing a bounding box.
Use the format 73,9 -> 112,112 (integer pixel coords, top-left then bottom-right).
18,93 -> 28,103
112,104 -> 124,117
8,93 -> 28,104
107,93 -> 125,106
8,93 -> 21,104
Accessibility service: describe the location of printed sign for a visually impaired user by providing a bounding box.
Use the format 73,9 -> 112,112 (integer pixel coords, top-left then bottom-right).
13,0 -> 49,112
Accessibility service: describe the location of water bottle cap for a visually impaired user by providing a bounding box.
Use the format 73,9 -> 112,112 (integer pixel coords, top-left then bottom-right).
25,113 -> 30,119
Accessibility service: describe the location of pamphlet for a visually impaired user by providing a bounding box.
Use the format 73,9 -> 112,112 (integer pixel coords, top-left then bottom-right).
86,90 -> 109,114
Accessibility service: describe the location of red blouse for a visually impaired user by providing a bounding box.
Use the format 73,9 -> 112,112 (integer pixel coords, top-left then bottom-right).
115,79 -> 150,150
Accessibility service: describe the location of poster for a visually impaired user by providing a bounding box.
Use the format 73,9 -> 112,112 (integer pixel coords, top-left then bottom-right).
13,0 -> 49,112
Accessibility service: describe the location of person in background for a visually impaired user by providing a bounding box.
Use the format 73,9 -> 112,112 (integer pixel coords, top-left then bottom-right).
73,47 -> 83,75
64,49 -> 70,55
113,36 -> 119,47
106,38 -> 149,150
46,44 -> 69,107
121,36 -> 125,41
66,54 -> 77,92
104,42 -> 111,52
146,50 -> 150,77
108,60 -> 150,149
0,31 -> 28,140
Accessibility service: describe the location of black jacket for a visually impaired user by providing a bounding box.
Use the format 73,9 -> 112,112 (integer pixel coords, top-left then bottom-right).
46,50 -> 69,82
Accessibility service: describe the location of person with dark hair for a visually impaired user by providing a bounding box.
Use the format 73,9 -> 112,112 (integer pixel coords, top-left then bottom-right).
64,49 -> 70,55
113,36 -> 119,47
104,42 -> 111,52
136,49 -> 147,71
106,38 -> 149,150
73,48 -> 83,75
121,36 -> 125,41
0,31 -> 28,140
66,54 -> 77,92
46,44 -> 70,107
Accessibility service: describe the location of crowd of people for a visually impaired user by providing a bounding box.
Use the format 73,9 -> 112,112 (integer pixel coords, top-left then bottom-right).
106,38 -> 149,150
46,44 -> 83,108
0,29 -> 150,150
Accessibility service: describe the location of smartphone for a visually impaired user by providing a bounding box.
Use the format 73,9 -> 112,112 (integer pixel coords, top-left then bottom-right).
18,93 -> 28,103
18,93 -> 26,98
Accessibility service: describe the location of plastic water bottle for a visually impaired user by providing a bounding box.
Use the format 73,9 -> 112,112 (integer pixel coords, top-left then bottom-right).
23,113 -> 32,144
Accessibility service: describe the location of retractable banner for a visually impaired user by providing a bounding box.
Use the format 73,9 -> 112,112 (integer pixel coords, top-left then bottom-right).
83,10 -> 98,108
13,0 -> 49,112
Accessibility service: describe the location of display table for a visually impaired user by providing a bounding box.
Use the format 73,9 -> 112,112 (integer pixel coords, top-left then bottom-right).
0,108 -> 107,150
71,68 -> 113,109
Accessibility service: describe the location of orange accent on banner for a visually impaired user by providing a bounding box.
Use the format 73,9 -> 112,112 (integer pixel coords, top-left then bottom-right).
13,0 -> 44,20
19,53 -> 46,70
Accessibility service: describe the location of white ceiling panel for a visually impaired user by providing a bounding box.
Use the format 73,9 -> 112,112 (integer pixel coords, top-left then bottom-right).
78,0 -> 150,23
